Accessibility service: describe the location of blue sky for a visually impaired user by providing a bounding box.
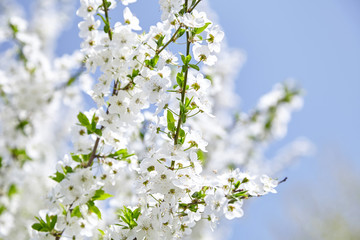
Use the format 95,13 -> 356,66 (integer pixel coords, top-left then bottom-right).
207,0 -> 360,239
17,0 -> 360,239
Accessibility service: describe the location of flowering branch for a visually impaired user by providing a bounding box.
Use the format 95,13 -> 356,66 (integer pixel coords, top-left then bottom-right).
6,1 -> 309,239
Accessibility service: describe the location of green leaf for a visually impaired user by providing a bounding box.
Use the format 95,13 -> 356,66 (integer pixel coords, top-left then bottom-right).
132,207 -> 141,220
46,214 -> 50,225
167,110 -> 176,132
185,54 -> 192,64
117,206 -> 140,229
32,215 -> 58,233
7,184 -> 18,198
180,54 -> 192,65
152,55 -> 159,66
77,112 -> 90,128
194,22 -> 211,34
31,223 -> 44,231
242,177 -> 249,184
0,156 -> 2,169
180,54 -> 186,65
66,76 -> 76,87
92,189 -> 113,201
94,129 -> 102,136
179,128 -> 186,144
15,119 -> 30,135
127,69 -> 140,80
176,72 -> 184,87
9,23 -> 19,34
233,190 -> 248,198
63,165 -> 74,174
87,201 -> 102,219
91,114 -> 97,131
191,191 -> 201,199
234,181 -> 241,189
0,205 -> 6,215
49,215 -> 57,230
107,149 -> 134,161
156,34 -> 165,48
98,229 -> 105,236
144,55 -> 159,69
176,28 -> 186,39
71,206 -> 82,218
189,64 -> 200,71
197,150 -> 206,164
50,171 -> 65,183
9,148 -> 32,166
59,203 -> 67,216
71,154 -> 83,163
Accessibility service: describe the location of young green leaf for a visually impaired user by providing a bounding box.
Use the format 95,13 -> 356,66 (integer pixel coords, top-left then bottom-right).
92,189 -> 113,201
50,171 -> 65,183
167,110 -> 176,132
7,184 -> 18,198
194,22 -> 211,34
77,112 -> 90,128
189,64 -> 200,71
87,201 -> 102,219
71,206 -> 82,218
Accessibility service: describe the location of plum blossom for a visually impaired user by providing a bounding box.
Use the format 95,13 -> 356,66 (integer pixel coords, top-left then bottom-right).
0,1 -> 310,239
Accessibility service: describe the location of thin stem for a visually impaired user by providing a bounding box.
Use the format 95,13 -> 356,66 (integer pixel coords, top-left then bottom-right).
174,0 -> 190,145
188,0 -> 202,13
156,0 -> 201,56
187,110 -> 202,118
156,26 -> 182,55
102,0 -> 112,41
278,177 -> 288,184
86,81 -> 118,168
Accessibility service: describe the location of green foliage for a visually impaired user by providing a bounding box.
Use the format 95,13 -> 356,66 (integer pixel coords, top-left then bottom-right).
15,119 -> 30,136
71,206 -> 82,218
191,188 -> 207,199
32,214 -> 58,233
144,55 -> 159,69
197,150 -> 206,165
87,201 -> 102,219
107,148 -> 134,162
71,153 -> 91,164
176,72 -> 184,87
0,205 -> 6,216
180,54 -> 192,65
92,189 -> 113,201
176,28 -> 186,39
167,110 -> 176,133
98,229 -> 105,236
77,112 -> 102,136
189,63 -> 200,71
117,206 -> 141,229
9,147 -> 32,166
7,184 -> 18,198
126,69 -> 140,81
193,22 -> 211,35
155,34 -> 165,48
50,171 -> 65,183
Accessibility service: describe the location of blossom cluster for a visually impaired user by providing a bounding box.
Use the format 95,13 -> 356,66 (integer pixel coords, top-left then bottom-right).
0,0 -> 88,238
29,0 -> 282,239
0,0 -> 311,239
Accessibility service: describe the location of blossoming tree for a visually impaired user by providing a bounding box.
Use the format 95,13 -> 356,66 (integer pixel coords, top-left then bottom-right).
0,0 -> 312,239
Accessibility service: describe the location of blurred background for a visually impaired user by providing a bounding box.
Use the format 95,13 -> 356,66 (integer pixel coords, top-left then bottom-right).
209,1 -> 360,239
18,0 -> 360,239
